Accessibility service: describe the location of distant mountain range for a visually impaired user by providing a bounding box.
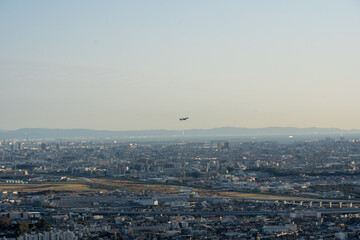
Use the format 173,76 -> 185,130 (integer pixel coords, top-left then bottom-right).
0,127 -> 360,140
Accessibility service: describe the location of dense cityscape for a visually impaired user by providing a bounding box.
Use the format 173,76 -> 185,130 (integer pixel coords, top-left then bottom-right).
1,136 -> 360,239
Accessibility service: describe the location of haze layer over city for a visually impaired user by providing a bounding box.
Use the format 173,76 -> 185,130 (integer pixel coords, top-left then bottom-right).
1,1 -> 360,240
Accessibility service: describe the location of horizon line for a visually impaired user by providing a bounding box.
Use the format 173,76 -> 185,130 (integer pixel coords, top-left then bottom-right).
1,126 -> 360,132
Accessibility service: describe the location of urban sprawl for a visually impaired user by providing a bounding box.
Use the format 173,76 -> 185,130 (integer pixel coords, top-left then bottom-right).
1,136 -> 360,239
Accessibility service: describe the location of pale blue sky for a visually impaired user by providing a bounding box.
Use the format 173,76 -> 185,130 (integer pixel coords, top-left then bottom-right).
1,1 -> 360,130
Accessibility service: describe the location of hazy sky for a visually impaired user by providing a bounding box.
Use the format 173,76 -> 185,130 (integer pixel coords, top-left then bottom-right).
1,1 -> 360,130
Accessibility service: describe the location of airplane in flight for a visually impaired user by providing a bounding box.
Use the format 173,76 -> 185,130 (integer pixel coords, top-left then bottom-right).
179,117 -> 189,121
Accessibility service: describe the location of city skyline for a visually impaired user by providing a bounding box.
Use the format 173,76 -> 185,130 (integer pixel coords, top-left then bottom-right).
1,1 -> 360,131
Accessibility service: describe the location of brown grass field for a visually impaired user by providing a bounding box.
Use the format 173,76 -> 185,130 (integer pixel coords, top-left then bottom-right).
86,178 -> 304,199
209,191 -> 305,199
0,178 -> 308,200
85,178 -> 181,194
0,183 -> 101,193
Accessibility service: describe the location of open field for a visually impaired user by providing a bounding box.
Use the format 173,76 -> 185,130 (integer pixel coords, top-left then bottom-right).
0,177 -> 313,200
210,191 -> 306,199
86,177 -> 306,200
84,178 -> 182,194
0,183 -> 102,193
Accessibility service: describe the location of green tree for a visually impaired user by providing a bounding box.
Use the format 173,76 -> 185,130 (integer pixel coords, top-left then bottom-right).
0,217 -> 11,231
16,221 -> 29,236
35,219 -> 51,231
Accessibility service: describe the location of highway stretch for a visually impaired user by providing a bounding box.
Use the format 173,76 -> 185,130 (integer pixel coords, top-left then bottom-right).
49,208 -> 360,217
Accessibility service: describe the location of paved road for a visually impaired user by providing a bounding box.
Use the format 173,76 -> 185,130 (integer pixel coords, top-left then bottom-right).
52,208 -> 360,216
224,197 -> 360,203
